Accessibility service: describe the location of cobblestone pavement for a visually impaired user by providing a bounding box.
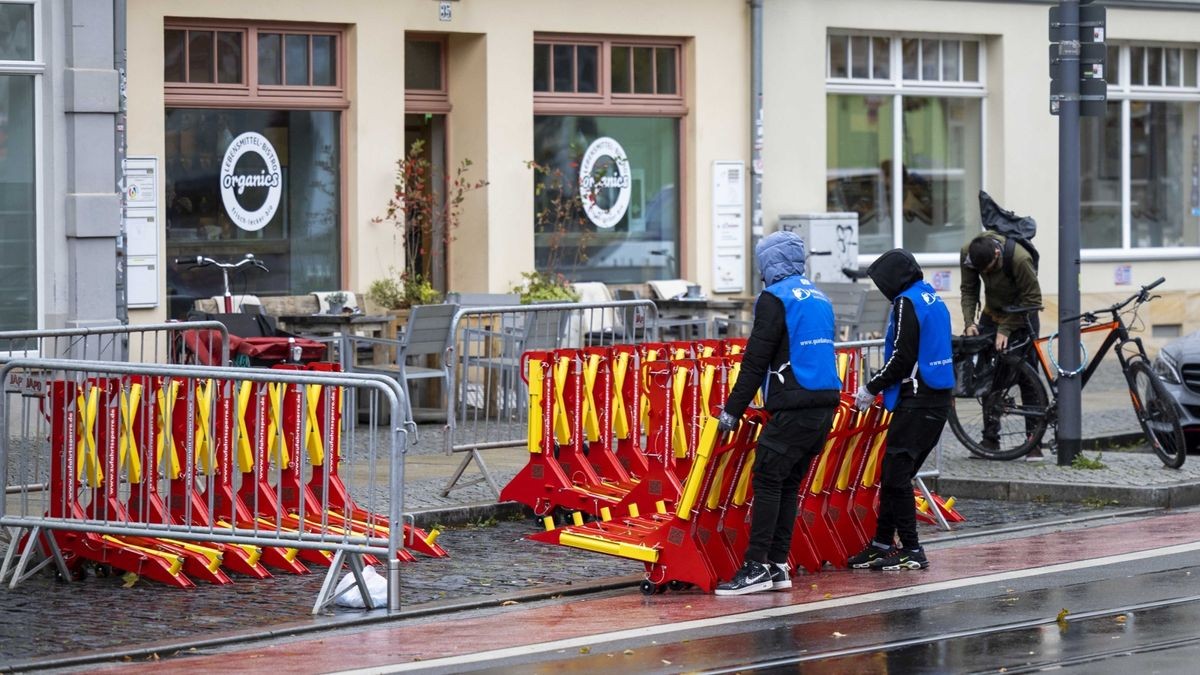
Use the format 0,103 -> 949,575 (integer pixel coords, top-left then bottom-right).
0,497 -> 1132,665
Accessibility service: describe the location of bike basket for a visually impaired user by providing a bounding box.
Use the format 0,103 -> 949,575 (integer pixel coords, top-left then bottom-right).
951,335 -> 996,399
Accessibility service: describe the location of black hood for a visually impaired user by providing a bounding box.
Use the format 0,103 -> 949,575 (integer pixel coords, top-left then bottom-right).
866,249 -> 924,301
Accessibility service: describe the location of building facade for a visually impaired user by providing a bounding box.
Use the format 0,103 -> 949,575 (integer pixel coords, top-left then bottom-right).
14,1 -> 1200,352
122,0 -> 748,321
2,0 -> 123,333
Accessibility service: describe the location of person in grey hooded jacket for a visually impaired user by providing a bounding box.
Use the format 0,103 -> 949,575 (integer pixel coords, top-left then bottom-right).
713,230 -> 841,596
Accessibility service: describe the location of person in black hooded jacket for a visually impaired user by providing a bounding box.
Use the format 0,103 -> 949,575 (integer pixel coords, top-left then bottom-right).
713,230 -> 841,596
848,249 -> 954,572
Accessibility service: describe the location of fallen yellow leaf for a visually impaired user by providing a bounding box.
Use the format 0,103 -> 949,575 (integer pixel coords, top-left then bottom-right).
623,649 -> 635,656
121,572 -> 139,588
824,593 -> 833,599
580,647 -> 591,654
832,631 -> 846,638
501,600 -> 518,606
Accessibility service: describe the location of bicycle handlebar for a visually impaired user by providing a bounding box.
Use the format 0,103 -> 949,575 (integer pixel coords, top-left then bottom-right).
173,253 -> 270,273
1061,276 -> 1165,324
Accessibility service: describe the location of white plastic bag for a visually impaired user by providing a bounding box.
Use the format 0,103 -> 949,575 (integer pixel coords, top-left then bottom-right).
333,565 -> 388,608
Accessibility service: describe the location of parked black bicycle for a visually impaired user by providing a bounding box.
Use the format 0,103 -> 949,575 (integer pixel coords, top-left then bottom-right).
948,277 -> 1187,468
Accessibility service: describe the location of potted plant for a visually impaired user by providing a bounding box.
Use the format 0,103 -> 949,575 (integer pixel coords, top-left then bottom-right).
325,291 -> 348,315
520,150 -> 614,303
370,139 -> 487,321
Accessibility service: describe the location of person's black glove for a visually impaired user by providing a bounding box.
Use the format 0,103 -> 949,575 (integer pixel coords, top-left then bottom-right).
716,409 -> 739,433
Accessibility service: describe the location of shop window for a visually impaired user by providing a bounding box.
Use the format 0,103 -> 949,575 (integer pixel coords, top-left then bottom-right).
533,116 -> 680,283
1129,46 -> 1199,88
164,109 -> 341,318
164,29 -> 245,85
532,35 -> 685,283
1081,45 -> 1200,253
163,21 -> 346,318
405,40 -> 441,91
0,2 -> 35,61
164,23 -> 342,98
405,35 -> 450,114
0,74 -> 36,331
611,45 -> 678,95
826,32 -> 984,255
533,41 -> 601,94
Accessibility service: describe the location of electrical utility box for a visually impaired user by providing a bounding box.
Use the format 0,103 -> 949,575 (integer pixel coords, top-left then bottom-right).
777,213 -> 860,283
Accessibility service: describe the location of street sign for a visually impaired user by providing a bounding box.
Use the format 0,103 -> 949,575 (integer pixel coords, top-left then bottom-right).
1049,42 -> 1106,79
1050,78 -> 1107,116
1049,2 -> 1107,118
1049,4 -> 1106,43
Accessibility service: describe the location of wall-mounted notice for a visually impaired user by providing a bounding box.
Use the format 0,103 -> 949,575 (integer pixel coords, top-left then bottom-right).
712,161 -> 746,293
124,156 -> 160,308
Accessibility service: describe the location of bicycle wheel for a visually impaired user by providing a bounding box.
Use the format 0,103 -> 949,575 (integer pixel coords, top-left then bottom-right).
1125,359 -> 1187,469
949,358 -> 1049,460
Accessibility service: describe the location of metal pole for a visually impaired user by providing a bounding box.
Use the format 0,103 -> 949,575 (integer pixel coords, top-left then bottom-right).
1057,0 -> 1082,466
114,0 -> 129,332
749,0 -> 764,292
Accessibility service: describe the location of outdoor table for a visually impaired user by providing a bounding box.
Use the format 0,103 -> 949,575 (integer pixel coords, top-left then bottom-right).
652,298 -> 748,339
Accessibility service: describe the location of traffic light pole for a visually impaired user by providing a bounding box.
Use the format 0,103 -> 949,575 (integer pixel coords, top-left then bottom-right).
1056,0 -> 1083,466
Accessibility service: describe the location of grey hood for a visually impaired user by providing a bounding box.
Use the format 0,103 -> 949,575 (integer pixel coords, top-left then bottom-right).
756,231 -> 806,286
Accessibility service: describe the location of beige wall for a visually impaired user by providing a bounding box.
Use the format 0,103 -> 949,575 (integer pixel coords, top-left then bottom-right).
126,0 -> 750,323
764,0 -> 1200,350
126,0 -> 1200,352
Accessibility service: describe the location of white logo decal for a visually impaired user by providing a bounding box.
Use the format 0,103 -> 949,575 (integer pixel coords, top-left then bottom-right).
921,292 -> 939,305
578,136 -> 632,229
792,288 -> 813,301
220,132 -> 282,232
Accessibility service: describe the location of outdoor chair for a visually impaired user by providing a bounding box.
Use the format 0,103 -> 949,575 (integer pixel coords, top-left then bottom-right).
857,288 -> 891,340
462,307 -> 567,417
355,303 -> 459,423
816,282 -> 868,342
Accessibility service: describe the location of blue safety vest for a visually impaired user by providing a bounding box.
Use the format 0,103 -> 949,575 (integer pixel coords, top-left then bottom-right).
882,280 -> 955,410
763,275 -> 842,396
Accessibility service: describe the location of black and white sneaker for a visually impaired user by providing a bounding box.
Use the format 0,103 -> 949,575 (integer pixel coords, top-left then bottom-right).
715,560 -> 773,596
874,547 -> 928,571
768,562 -> 792,590
847,543 -> 891,569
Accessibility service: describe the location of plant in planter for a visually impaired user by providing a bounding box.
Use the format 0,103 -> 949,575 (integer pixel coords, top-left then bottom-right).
371,139 -> 488,308
511,271 -> 580,304
518,154 -> 611,304
325,291 -> 349,314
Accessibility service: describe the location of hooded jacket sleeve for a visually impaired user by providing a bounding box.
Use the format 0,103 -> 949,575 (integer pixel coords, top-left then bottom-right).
960,246 -> 982,328
723,293 -> 785,419
866,296 -> 919,395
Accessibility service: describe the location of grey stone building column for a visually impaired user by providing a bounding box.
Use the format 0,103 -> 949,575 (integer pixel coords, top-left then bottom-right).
61,0 -> 121,328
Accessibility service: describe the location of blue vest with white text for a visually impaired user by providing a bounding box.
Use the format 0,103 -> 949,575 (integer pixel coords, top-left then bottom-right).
882,280 -> 955,410
763,275 -> 842,395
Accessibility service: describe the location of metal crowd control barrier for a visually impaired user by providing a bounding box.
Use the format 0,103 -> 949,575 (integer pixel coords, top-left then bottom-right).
441,300 -> 661,497
0,321 -> 232,367
0,358 -> 412,613
839,339 -> 955,531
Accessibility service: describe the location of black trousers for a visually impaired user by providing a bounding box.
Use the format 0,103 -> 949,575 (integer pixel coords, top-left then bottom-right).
978,314 -> 1041,441
874,404 -> 949,551
745,406 -> 836,565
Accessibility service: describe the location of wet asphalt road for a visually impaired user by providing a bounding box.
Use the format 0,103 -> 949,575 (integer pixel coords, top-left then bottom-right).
459,547 -> 1200,674
0,498 -> 1127,666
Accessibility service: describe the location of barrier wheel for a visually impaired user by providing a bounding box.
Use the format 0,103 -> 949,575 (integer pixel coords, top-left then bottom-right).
639,580 -> 657,596
667,580 -> 691,592
94,564 -> 113,578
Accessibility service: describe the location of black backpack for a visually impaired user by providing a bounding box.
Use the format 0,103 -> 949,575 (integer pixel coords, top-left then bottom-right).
978,191 -> 1039,281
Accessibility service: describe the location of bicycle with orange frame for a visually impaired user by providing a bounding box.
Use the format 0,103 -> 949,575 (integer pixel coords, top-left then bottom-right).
948,277 -> 1186,467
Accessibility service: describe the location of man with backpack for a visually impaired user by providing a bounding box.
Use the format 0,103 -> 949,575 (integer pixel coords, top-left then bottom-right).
960,192 -> 1044,455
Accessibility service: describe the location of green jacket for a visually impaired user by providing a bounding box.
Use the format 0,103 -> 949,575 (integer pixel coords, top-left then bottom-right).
960,231 -> 1042,337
